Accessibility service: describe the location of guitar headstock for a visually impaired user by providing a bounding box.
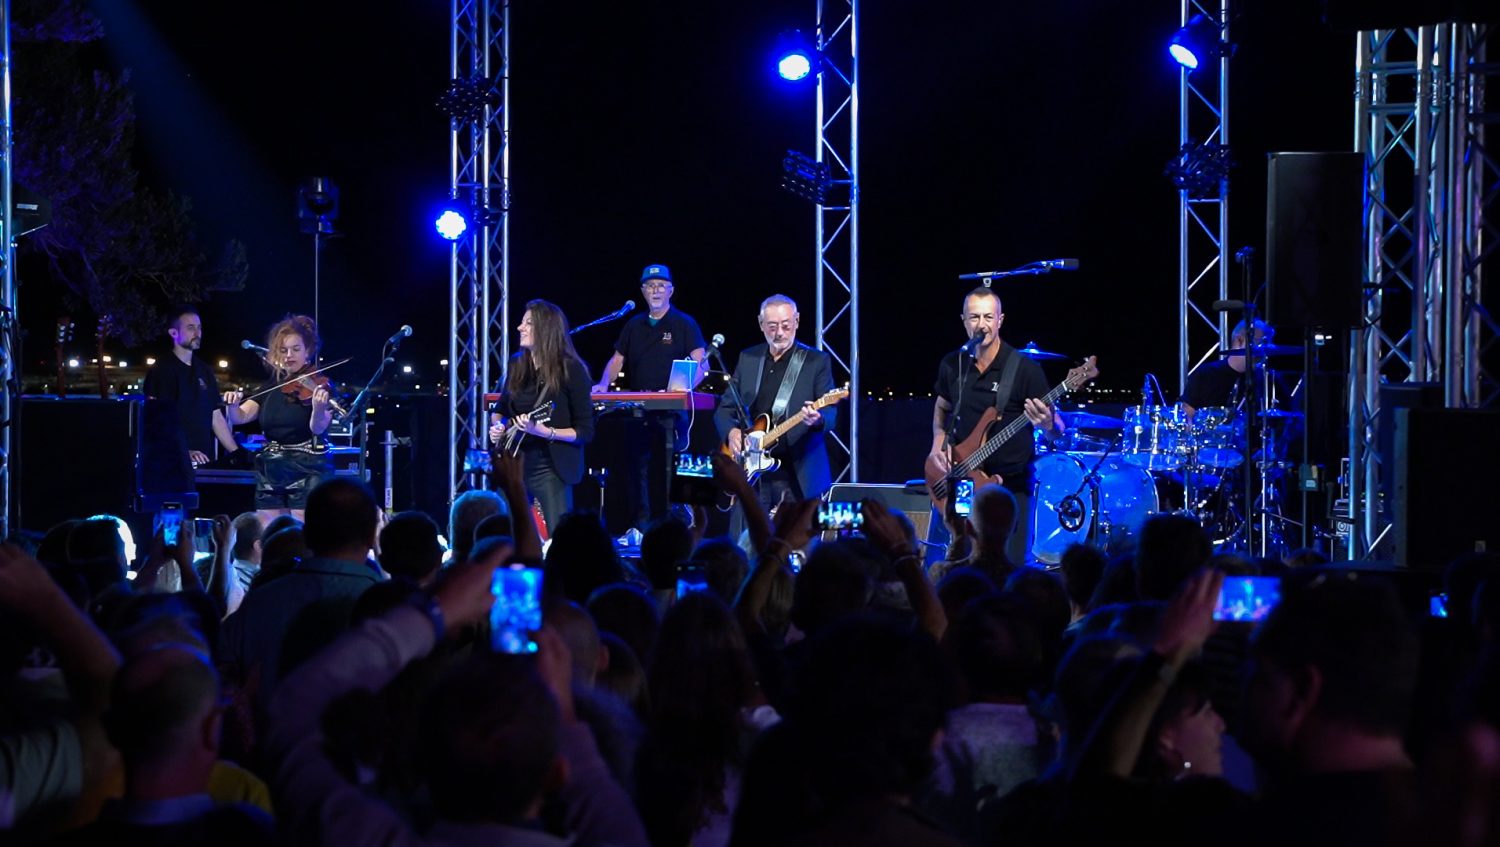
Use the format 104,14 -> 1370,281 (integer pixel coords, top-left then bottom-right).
818,384 -> 851,407
1064,356 -> 1100,392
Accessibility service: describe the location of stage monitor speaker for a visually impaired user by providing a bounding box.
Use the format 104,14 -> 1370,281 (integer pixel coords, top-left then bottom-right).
827,482 -> 932,542
1378,382 -> 1443,515
1393,409 -> 1500,570
1266,152 -> 1364,333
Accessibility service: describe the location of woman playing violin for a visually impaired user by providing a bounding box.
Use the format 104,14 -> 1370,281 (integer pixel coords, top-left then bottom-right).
222,315 -> 336,525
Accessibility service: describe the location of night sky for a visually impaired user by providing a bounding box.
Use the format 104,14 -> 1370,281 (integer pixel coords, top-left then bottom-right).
25,0 -> 1353,396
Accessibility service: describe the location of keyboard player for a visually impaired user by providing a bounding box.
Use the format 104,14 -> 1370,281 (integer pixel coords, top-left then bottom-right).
591,264 -> 708,526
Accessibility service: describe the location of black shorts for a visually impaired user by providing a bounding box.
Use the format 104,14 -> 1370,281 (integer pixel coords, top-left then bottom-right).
254,449 -> 333,511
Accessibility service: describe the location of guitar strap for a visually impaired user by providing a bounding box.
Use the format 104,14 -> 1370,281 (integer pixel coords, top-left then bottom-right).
993,347 -> 1022,417
770,347 -> 808,420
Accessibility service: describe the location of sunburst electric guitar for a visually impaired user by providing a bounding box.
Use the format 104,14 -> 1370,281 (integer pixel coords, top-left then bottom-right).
724,385 -> 849,485
924,356 -> 1099,514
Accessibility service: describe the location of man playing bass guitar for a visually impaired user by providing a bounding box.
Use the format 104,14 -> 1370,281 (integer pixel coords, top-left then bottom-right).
928,287 -> 1066,566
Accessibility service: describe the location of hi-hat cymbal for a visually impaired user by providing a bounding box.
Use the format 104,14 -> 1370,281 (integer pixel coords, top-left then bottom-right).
1016,341 -> 1068,361
1257,408 -> 1304,419
1062,410 -> 1126,429
1219,343 -> 1304,357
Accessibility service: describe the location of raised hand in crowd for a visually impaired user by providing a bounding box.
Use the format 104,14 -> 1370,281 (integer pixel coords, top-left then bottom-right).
862,498 -> 946,640
489,448 -> 542,561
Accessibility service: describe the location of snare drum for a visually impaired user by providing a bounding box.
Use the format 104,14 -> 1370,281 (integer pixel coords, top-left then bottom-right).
1122,405 -> 1186,470
1031,452 -> 1160,563
1191,406 -> 1246,468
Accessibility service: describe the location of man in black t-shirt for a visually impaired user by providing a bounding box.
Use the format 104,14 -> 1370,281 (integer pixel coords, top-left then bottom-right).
929,288 -> 1064,565
142,307 -> 244,474
1183,319 -> 1283,413
593,264 -> 708,526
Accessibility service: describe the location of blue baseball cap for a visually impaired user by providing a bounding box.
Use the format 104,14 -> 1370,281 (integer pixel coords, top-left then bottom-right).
640,264 -> 672,284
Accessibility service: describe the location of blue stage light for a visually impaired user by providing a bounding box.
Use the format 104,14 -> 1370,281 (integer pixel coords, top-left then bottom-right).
778,52 -> 812,81
435,208 -> 468,241
1169,15 -> 1223,72
774,30 -> 815,82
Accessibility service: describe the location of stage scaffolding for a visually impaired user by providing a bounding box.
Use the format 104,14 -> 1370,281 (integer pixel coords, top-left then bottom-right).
1176,0 -> 1232,398
814,0 -> 859,482
1,1 -> 14,538
1348,23 -> 1495,560
447,0 -> 510,503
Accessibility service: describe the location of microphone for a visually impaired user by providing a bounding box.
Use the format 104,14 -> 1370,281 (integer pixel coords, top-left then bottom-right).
240,340 -> 270,355
386,325 -> 414,347
961,332 -> 986,356
616,300 -> 636,318
709,333 -> 726,354
1212,299 -> 1246,312
1037,258 -> 1080,271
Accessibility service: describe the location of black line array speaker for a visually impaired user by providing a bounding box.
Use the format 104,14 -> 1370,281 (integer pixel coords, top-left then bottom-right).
1393,409 -> 1500,570
1266,152 -> 1364,334
828,482 -> 933,543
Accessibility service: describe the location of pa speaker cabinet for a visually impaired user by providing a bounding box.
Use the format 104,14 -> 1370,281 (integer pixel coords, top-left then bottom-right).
827,482 -> 932,542
1266,152 -> 1364,334
1393,409 -> 1500,570
18,396 -> 141,535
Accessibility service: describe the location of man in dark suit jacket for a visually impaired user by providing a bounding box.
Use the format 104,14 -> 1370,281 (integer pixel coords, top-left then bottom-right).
714,295 -> 838,510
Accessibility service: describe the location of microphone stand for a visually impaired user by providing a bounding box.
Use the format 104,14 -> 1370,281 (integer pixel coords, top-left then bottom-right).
711,347 -> 750,435
570,305 -> 632,335
344,345 -> 396,484
957,261 -> 1070,287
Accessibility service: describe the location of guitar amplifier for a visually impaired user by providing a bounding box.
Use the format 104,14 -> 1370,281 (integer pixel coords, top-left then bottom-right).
827,482 -> 933,544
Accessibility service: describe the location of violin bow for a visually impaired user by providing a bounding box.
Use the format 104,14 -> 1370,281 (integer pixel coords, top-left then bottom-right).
240,357 -> 354,404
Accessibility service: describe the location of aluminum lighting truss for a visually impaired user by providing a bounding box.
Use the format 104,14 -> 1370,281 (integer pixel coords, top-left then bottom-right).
814,0 -> 859,481
448,0 -> 509,503
1177,0 -> 1232,396
0,0 -> 12,537
1349,27 -> 1462,558
1456,24 -> 1497,410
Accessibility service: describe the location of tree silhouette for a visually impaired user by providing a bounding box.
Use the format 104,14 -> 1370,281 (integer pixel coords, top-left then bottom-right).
10,0 -> 247,347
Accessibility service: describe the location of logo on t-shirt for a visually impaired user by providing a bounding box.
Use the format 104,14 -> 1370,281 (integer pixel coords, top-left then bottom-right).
661,332 -> 673,344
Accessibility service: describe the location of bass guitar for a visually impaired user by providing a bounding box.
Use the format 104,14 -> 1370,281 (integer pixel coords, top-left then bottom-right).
723,385 -> 849,485
924,356 -> 1099,513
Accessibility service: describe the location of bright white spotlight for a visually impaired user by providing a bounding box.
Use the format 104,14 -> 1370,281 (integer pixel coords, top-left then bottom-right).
435,209 -> 468,241
778,52 -> 812,81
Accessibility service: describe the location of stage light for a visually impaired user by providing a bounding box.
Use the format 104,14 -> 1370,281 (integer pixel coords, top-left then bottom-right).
435,208 -> 468,241
1165,140 -> 1233,199
401,364 -> 412,374
781,149 -> 834,205
1169,15 -> 1226,72
68,358 -> 79,368
774,30 -> 816,82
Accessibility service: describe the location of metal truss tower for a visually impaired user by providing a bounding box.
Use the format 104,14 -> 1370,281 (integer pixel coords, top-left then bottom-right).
0,1 -> 12,538
1348,24 -> 1494,559
814,0 -> 859,482
1177,0 -> 1232,396
448,0 -> 510,504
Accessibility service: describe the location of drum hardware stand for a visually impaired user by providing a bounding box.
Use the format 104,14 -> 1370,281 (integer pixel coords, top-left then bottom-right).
1054,438 -> 1121,537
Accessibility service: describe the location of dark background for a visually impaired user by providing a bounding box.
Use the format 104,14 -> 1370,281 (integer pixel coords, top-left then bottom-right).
18,0 -> 1355,397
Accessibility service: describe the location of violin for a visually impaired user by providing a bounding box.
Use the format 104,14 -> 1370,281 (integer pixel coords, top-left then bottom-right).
280,368 -> 349,417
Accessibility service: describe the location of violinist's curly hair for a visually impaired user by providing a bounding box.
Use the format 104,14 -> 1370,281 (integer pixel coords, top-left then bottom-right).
265,314 -> 320,378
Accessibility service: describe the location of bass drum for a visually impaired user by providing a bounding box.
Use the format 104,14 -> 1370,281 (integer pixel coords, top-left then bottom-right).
1031,452 -> 1160,563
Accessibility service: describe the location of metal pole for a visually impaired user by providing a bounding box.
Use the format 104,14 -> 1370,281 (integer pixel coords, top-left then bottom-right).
0,0 -> 12,537
1177,0 -> 1190,396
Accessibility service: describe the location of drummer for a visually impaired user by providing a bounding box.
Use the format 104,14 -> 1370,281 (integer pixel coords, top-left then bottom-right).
1182,319 -> 1292,415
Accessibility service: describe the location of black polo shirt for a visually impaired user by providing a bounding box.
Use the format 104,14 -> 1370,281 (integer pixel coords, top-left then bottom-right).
143,353 -> 220,454
613,307 -> 706,390
933,342 -> 1051,483
751,351 -> 794,419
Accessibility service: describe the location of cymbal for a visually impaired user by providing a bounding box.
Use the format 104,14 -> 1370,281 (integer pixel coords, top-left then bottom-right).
1062,410 -> 1126,429
1219,343 -> 1304,357
1016,341 -> 1068,361
1257,408 -> 1304,419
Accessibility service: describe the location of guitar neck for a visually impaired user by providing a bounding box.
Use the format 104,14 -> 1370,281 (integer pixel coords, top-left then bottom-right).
760,395 -> 840,448
957,381 -> 1071,474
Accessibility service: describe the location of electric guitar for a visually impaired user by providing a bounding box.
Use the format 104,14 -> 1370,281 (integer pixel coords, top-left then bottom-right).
924,356 -> 1099,514
724,385 -> 849,484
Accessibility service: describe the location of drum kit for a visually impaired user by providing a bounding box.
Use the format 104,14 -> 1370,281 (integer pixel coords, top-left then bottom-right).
1023,341 -> 1305,563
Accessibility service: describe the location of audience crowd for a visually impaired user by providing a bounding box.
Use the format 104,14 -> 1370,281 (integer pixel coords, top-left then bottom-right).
4,448 -> 1500,846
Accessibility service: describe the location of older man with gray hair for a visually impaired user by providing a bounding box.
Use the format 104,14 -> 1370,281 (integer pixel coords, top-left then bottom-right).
714,294 -> 839,512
